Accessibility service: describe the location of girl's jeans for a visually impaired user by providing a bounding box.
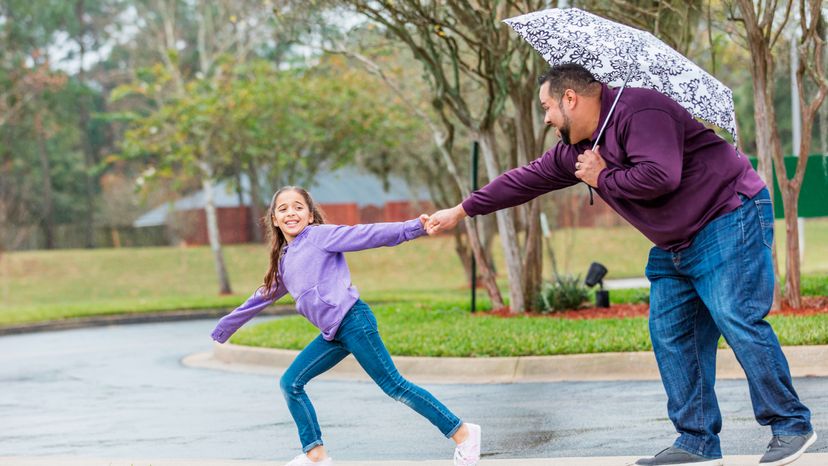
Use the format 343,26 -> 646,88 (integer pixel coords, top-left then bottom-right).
645,188 -> 812,458
279,299 -> 462,452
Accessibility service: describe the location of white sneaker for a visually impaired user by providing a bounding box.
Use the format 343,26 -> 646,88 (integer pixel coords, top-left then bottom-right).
453,423 -> 481,466
284,453 -> 333,466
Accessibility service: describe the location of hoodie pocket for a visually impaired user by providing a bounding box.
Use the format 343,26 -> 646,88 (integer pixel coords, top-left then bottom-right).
295,285 -> 336,325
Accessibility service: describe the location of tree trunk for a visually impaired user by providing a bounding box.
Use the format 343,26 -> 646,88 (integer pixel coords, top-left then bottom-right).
478,128 -> 525,313
463,217 -> 505,309
246,161 -> 264,243
781,186 -> 801,308
110,227 -> 121,248
34,112 -> 55,250
75,0 -> 96,249
199,161 -> 233,295
745,35 -> 784,309
511,80 -> 546,311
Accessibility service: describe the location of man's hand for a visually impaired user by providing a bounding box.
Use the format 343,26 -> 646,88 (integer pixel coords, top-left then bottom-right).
425,204 -> 467,235
575,145 -> 607,188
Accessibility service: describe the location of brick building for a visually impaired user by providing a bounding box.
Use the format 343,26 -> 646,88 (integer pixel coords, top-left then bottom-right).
133,167 -> 433,246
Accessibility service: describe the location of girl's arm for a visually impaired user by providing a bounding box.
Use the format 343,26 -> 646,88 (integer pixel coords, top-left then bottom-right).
211,282 -> 288,343
309,217 -> 427,253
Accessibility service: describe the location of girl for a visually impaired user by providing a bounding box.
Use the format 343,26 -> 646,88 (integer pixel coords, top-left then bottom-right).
211,186 -> 481,466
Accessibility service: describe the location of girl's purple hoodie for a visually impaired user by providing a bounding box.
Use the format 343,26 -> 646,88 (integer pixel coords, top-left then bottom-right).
211,219 -> 426,343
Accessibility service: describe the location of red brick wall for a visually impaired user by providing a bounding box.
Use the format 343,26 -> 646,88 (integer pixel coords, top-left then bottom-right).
318,203 -> 360,226
175,207 -> 252,246
384,200 -> 436,222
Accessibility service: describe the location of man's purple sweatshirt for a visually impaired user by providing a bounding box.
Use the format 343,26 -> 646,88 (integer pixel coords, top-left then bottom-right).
211,219 -> 426,343
462,83 -> 766,252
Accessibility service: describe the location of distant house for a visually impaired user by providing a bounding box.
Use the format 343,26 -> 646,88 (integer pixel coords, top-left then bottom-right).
133,167 -> 433,246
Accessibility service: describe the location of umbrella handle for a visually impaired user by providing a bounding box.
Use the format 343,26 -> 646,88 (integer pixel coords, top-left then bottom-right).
592,65 -> 634,152
585,66 -> 634,206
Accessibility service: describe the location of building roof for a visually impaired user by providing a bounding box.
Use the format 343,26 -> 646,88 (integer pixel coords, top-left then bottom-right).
134,166 -> 429,228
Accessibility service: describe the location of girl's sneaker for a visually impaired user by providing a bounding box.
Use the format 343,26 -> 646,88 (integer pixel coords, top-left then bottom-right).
453,423 -> 481,466
284,453 -> 333,466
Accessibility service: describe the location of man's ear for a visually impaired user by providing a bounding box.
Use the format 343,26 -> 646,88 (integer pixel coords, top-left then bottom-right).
563,89 -> 577,109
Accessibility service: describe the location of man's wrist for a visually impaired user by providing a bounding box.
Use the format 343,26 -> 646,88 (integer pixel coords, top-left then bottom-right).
454,204 -> 468,221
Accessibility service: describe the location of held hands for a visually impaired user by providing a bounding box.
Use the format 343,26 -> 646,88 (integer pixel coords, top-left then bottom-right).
424,205 -> 467,235
575,145 -> 606,188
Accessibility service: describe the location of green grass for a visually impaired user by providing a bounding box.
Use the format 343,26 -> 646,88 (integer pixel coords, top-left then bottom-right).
231,300 -> 828,357
1,219 -> 826,326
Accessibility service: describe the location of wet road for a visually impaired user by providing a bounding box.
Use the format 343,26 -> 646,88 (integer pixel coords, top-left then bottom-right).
1,318 -> 826,461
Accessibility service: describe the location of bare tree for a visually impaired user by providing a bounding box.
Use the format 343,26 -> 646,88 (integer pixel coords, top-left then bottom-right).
782,1 -> 827,307
728,0 -> 792,307
330,49 -> 506,308
343,0 -> 552,312
730,0 -> 826,307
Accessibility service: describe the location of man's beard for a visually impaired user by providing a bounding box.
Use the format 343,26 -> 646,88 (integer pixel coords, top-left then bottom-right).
559,123 -> 572,145
558,99 -> 573,145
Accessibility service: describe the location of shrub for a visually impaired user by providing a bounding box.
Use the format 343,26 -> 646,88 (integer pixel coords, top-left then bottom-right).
537,275 -> 590,313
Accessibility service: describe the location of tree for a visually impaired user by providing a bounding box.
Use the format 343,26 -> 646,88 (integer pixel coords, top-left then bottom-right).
115,0 -> 276,294
331,46 -> 506,308
341,0 -> 553,312
729,0 -> 827,307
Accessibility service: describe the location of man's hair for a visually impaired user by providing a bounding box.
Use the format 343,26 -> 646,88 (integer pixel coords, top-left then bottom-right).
537,63 -> 600,98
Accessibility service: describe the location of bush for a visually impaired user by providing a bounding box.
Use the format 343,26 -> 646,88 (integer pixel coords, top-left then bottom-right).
537,275 -> 590,313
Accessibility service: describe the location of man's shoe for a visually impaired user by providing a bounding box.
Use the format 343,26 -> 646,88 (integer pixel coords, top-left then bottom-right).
453,423 -> 481,466
760,431 -> 817,466
634,446 -> 723,466
284,453 -> 333,466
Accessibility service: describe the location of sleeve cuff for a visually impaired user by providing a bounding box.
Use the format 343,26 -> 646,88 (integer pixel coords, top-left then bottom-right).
597,168 -> 612,192
461,198 -> 480,217
404,218 -> 426,240
211,327 -> 229,343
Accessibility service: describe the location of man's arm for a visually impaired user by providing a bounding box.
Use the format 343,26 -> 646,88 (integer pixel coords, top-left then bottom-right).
427,147 -> 578,234
597,109 -> 685,200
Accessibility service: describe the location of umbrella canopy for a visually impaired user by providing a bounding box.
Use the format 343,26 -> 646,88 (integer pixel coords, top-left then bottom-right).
504,7 -> 737,144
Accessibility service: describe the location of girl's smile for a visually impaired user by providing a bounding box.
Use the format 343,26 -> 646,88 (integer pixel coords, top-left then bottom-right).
273,190 -> 314,242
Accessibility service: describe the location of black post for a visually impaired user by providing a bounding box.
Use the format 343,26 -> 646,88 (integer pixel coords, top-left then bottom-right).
470,141 -> 479,313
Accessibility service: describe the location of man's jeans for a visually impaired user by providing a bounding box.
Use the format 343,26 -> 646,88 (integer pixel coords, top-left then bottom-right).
279,299 -> 462,453
645,188 -> 812,458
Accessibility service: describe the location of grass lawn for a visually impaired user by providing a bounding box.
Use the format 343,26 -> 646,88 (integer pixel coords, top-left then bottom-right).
231,300 -> 828,357
1,219 -> 826,330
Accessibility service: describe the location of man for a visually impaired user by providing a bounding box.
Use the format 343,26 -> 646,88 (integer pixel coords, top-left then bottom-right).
425,63 -> 816,466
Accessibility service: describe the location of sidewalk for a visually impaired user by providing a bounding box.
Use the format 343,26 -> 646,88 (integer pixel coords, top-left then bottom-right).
2,455 -> 827,465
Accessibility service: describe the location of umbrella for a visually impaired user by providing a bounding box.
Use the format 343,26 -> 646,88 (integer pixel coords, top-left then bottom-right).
504,7 -> 738,146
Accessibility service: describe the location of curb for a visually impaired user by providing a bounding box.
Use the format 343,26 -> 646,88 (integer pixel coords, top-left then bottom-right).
182,342 -> 828,383
0,306 -> 296,337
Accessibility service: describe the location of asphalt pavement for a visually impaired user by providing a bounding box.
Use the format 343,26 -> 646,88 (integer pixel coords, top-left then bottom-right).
1,317 -> 826,465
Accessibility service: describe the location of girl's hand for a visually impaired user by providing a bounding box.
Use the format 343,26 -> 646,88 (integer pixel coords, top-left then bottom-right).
418,214 -> 430,227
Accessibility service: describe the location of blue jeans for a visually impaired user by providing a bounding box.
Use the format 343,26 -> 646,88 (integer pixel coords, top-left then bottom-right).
645,188 -> 812,458
279,299 -> 463,453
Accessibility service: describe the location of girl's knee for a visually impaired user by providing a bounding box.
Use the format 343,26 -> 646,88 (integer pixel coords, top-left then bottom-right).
382,377 -> 413,401
279,373 -> 302,395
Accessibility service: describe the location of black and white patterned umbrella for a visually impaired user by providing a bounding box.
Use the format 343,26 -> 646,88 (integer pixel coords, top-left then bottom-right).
505,7 -> 738,144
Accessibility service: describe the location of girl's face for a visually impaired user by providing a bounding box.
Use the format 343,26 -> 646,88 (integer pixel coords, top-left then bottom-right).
272,190 -> 314,242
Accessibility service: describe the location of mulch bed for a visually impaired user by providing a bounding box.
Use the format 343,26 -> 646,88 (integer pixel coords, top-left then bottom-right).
482,296 -> 828,320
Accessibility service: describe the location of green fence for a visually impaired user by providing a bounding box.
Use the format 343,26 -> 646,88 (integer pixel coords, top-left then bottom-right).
749,155 -> 828,219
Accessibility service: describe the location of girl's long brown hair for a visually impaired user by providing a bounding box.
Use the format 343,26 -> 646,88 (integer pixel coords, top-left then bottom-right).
260,186 -> 326,299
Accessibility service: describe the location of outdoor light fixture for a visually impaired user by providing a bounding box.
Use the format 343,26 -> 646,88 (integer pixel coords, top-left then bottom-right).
584,262 -> 610,308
